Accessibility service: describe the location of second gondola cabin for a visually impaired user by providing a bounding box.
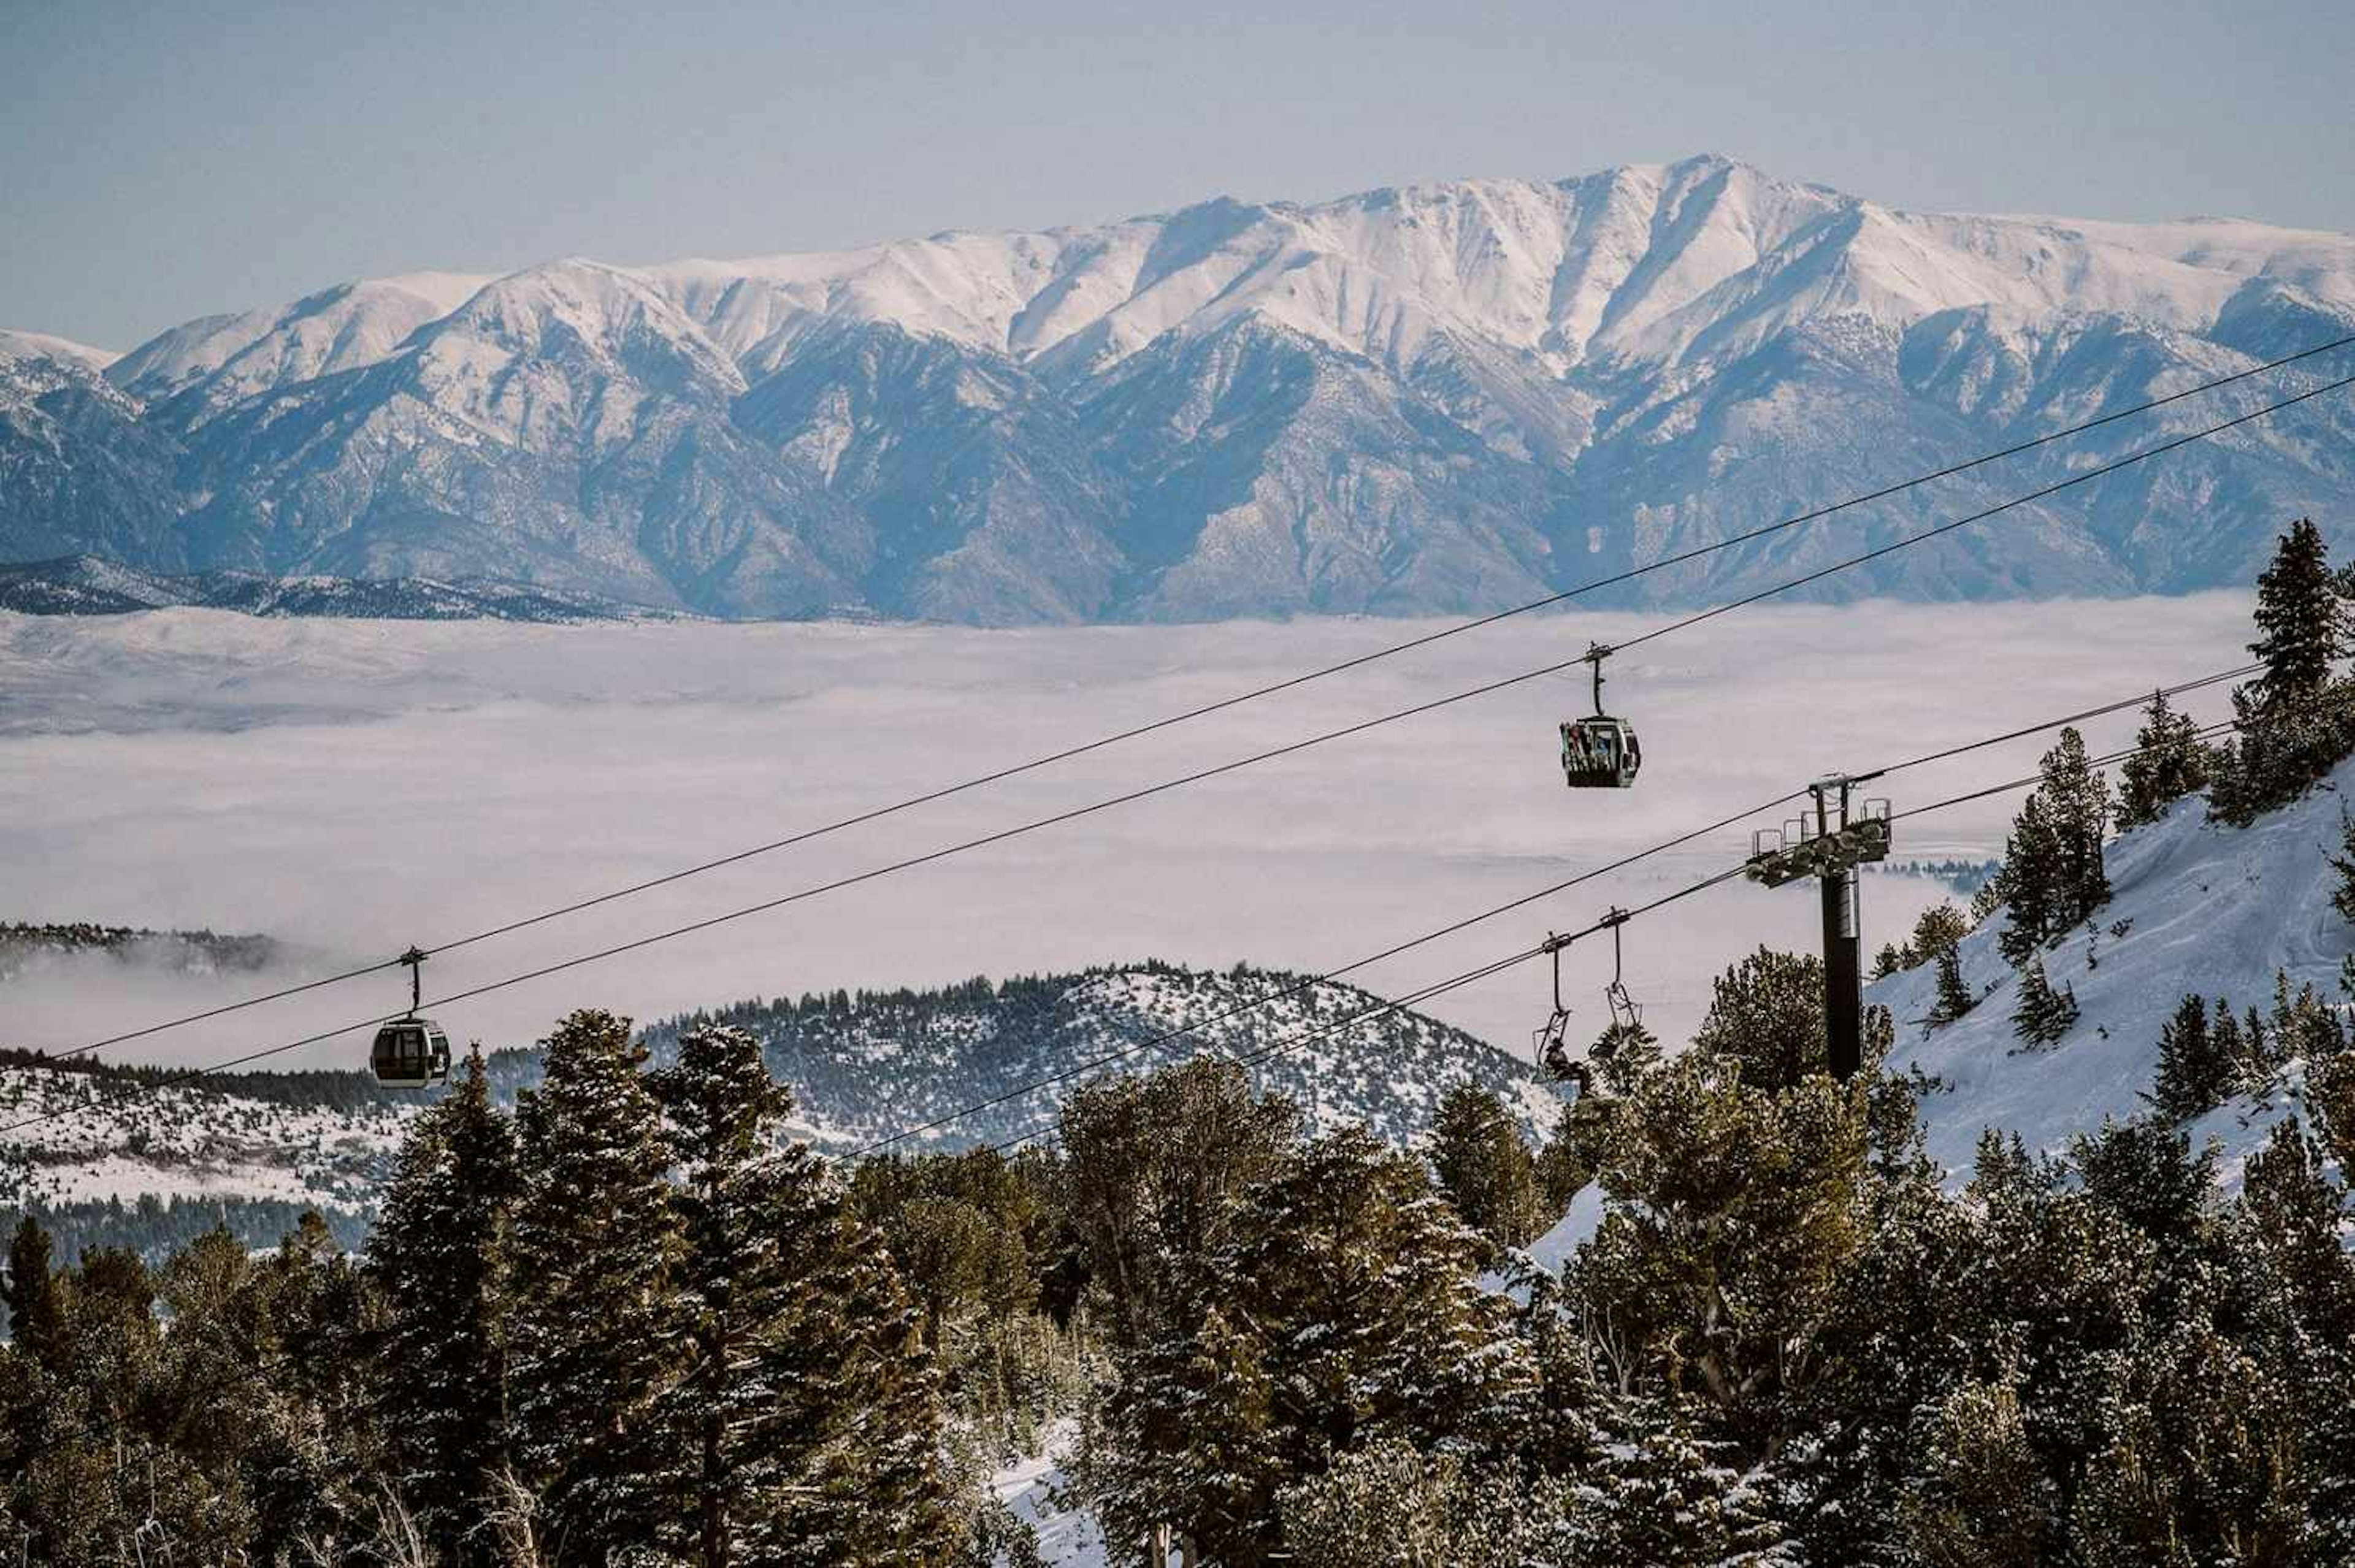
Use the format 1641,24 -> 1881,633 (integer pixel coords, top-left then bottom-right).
371,1015 -> 451,1089
1561,714 -> 1641,788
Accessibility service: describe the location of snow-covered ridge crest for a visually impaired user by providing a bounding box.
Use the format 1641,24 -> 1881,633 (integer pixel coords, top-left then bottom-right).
88,154 -> 2355,397
6,154 -> 2353,623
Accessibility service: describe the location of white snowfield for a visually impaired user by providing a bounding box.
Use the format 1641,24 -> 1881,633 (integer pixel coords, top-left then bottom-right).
990,1419 -> 1108,1568
91,159 -> 2355,413
1529,754 -> 2355,1271
0,1068 -> 413,1210
1880,756 -> 2353,1191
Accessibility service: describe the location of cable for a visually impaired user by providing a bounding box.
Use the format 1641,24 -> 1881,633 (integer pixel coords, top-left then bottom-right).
856,667 -> 2282,1153
835,661 -> 2273,1153
46,338 -> 2354,1063
0,660 -> 2281,1141
985,707 -> 2277,1156
0,694 -> 2321,1475
986,863 -> 1756,1155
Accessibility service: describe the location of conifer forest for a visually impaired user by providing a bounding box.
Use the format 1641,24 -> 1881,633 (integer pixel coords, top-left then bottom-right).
5,524 -> 2355,1562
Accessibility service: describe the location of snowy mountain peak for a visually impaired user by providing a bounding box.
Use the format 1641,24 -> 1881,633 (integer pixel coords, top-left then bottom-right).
7,156 -> 2353,621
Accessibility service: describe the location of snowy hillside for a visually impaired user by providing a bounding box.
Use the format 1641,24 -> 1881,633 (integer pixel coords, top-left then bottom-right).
634,961 -> 1561,1153
5,156 -> 2351,621
1873,758 -> 2355,1192
0,961 -> 1557,1258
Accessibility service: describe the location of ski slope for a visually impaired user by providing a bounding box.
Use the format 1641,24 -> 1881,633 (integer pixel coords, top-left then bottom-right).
1530,755 -> 2354,1269
1877,757 -> 2353,1191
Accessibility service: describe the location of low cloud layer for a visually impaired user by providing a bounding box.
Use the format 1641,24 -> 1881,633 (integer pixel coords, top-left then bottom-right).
0,595 -> 2256,1074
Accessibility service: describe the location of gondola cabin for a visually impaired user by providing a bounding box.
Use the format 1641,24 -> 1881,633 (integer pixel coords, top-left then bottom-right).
1561,716 -> 1641,789
372,1016 -> 451,1090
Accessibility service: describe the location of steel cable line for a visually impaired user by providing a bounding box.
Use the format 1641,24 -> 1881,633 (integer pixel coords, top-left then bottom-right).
854,665 -> 2275,1153
41,368 -> 2349,1087
5,660 -> 2268,1141
47,339 -> 2355,1064
1,703 -> 2324,1475
986,718 -> 2276,1155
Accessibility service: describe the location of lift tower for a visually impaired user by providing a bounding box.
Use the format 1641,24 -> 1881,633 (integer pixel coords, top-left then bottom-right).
1742,774 -> 1892,1081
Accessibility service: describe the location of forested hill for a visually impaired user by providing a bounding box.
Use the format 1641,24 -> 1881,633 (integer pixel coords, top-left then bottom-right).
0,960 -> 1554,1260
625,962 -> 1558,1153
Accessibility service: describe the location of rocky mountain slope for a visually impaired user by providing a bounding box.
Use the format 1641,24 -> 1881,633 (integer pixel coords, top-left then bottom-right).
0,554 -> 677,621
6,156 -> 2352,621
0,961 -> 1558,1260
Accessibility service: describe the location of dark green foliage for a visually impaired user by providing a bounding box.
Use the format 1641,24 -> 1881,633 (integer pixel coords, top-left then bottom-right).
1996,729 -> 2112,966
508,1008 -> 686,1561
1690,945 -> 1833,1091
1095,1126 -> 1534,1566
1427,1083 -> 1545,1254
1931,944 -> 1976,1025
2210,519 -> 2355,824
2116,687 -> 2216,831
2010,959 -> 2080,1048
2150,992 -> 2235,1121
2330,803 -> 2355,923
2251,517 -> 2347,713
367,1047 -> 520,1562
1056,1057 -> 1298,1352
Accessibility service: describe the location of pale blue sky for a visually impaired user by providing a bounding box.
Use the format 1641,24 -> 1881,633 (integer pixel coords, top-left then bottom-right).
6,0 -> 2349,351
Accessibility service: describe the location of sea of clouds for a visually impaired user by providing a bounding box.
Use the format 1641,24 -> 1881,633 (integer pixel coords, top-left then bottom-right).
0,595 -> 2257,1074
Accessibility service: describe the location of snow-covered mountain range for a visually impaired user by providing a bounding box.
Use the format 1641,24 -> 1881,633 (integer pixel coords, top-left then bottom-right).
7,155 -> 2353,622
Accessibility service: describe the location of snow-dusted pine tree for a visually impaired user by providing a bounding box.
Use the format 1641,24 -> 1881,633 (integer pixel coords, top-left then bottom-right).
1997,730 -> 2110,965
2115,687 -> 2212,830
1428,1083 -> 1545,1254
2148,992 -> 2235,1121
369,1046 -> 521,1559
509,1008 -> 684,1561
1930,945 -> 1975,1025
2010,960 -> 2078,1048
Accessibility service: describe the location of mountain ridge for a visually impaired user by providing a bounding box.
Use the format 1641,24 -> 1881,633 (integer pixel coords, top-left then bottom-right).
5,155 -> 2353,622
0,960 -> 1559,1260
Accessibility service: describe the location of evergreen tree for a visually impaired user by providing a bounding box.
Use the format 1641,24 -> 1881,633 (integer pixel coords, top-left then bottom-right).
2250,517 -> 2345,717
1098,1125 -> 1534,1564
508,1008 -> 684,1561
648,1022 -> 786,1567
1909,904 -> 1970,965
1872,943 -> 1905,982
2329,804 -> 2355,924
2115,688 -> 2213,831
1427,1084 -> 1545,1254
369,1047 -> 521,1563
643,1022 -> 959,1566
1570,1396 -> 1790,1565
1930,945 -> 1975,1026
4,1215 -> 66,1371
1996,795 -> 2060,968
1691,946 -> 1831,1092
2148,993 -> 2234,1122
2010,960 -> 2078,1048
1996,729 -> 2110,965
2213,518 -> 2355,823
